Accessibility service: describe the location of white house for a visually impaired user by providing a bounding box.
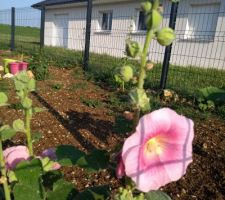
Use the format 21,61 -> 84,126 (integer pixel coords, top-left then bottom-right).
32,0 -> 225,69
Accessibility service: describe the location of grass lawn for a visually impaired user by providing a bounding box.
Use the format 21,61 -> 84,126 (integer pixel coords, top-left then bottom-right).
0,24 -> 40,50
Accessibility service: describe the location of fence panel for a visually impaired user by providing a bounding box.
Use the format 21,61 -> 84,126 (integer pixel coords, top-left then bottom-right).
167,1 -> 225,96
14,7 -> 41,52
0,9 -> 11,50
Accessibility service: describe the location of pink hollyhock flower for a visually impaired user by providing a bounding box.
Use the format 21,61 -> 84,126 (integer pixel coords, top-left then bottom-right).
41,148 -> 57,160
116,153 -> 125,179
41,148 -> 61,170
3,146 -> 30,170
121,108 -> 194,192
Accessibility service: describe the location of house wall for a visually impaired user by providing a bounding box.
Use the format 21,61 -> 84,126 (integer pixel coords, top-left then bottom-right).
44,0 -> 225,69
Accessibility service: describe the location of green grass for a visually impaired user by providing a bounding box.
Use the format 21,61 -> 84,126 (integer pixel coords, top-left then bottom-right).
0,24 -> 40,50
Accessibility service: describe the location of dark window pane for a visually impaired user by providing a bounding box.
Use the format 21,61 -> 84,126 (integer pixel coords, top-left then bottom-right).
101,12 -> 113,30
138,11 -> 147,31
102,13 -> 108,30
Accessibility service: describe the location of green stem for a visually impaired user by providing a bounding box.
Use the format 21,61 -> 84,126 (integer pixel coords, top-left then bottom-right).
122,81 -> 125,92
0,139 -> 11,200
25,109 -> 33,156
138,29 -> 154,89
133,30 -> 154,127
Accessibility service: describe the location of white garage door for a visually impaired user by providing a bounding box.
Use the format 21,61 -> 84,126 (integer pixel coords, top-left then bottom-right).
53,14 -> 69,48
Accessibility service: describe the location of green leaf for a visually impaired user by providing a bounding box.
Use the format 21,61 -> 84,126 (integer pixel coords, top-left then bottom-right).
77,150 -> 109,173
46,179 -> 77,200
21,97 -> 32,109
74,185 -> 110,200
13,159 -> 44,200
13,119 -> 26,132
27,79 -> 36,91
42,171 -> 63,189
145,191 -> 172,200
32,132 -> 42,143
199,86 -> 225,104
56,145 -> 85,166
33,107 -> 46,113
0,125 -> 17,141
0,92 -> 8,106
15,71 -> 30,83
14,79 -> 26,91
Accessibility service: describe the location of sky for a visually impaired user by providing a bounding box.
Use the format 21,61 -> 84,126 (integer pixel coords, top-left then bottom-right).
0,0 -> 41,10
0,0 -> 41,27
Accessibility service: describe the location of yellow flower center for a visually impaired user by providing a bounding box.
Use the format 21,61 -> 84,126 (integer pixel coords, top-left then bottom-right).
145,137 -> 163,157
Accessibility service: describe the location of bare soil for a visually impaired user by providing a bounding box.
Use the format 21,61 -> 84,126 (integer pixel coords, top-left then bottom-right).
0,55 -> 224,200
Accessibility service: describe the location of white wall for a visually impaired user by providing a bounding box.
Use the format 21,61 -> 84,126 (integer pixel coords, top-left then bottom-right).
44,0 -> 225,69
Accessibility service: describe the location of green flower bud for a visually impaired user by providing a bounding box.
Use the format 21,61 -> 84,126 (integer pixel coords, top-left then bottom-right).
120,65 -> 133,82
157,27 -> 175,46
125,40 -> 141,58
145,9 -> 162,31
141,2 -> 152,14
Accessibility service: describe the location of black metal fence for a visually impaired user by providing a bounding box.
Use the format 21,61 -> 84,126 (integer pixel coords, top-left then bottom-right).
0,2 -> 224,96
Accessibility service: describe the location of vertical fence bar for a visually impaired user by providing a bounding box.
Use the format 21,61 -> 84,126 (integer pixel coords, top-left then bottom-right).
160,1 -> 179,89
83,0 -> 93,70
10,7 -> 15,51
40,6 -> 46,49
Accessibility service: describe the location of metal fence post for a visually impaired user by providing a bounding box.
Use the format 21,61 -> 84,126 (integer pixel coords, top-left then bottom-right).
40,5 -> 46,48
83,0 -> 93,70
10,7 -> 15,51
160,1 -> 179,89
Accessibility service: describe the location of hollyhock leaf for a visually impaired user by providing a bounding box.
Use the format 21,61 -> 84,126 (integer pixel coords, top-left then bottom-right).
27,78 -> 36,91
47,179 -> 77,200
77,150 -> 109,173
13,119 -> 25,132
13,159 -> 44,200
0,92 -> 8,106
42,170 -> 63,189
14,79 -> 26,91
145,191 -> 171,200
74,185 -> 110,200
0,125 -> 16,141
56,145 -> 85,166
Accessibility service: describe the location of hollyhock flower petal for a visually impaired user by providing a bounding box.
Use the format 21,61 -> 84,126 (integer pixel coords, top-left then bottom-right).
41,148 -> 57,160
52,162 -> 61,170
3,146 -> 30,170
121,108 -> 194,192
116,157 -> 125,179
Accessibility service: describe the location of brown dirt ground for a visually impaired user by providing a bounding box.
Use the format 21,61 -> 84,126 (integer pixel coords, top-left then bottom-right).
0,54 -> 225,200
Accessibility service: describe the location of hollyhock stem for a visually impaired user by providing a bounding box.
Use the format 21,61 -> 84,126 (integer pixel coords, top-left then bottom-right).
0,139 -> 11,200
25,109 -> 33,156
134,30 -> 154,127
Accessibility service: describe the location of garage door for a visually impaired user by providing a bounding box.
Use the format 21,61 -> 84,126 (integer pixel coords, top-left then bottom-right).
53,14 -> 69,48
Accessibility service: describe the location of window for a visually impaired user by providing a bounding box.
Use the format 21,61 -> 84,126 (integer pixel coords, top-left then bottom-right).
99,11 -> 113,31
184,3 -> 220,41
137,11 -> 147,31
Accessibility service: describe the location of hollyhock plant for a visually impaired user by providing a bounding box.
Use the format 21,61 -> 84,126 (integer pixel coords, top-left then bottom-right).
41,148 -> 61,170
3,146 -> 30,170
120,108 -> 194,192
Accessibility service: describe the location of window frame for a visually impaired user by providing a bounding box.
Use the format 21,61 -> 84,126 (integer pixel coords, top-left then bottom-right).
184,2 -> 220,42
97,10 -> 113,33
